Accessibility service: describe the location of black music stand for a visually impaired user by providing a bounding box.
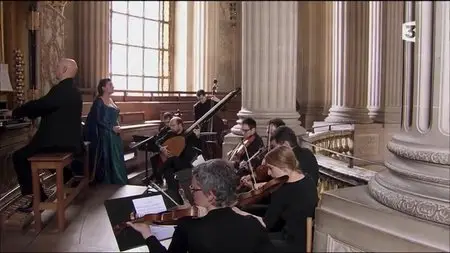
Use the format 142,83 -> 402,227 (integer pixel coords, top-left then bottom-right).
104,191 -> 177,252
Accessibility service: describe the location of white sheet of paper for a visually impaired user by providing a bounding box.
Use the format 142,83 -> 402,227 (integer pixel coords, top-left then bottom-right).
132,195 -> 167,218
150,225 -> 176,241
192,154 -> 206,166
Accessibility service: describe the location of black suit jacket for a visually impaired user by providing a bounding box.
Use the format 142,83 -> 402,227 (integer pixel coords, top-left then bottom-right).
12,78 -> 82,151
156,130 -> 202,164
146,207 -> 276,253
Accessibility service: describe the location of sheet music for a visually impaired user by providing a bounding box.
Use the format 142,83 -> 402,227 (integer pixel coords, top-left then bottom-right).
150,225 -> 176,241
132,195 -> 167,218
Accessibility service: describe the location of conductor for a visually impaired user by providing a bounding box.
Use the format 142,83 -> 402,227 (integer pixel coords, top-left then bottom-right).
6,58 -> 82,212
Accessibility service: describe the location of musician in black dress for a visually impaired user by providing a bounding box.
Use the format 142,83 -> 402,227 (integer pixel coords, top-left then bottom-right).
150,112 -> 174,184
239,146 -> 318,252
157,117 -> 202,204
270,126 -> 319,186
127,159 -> 276,253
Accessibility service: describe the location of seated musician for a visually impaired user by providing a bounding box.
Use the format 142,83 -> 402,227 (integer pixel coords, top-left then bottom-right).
158,117 -> 202,203
6,58 -> 82,212
267,118 -> 286,137
150,112 -> 174,184
238,146 -> 318,252
231,117 -> 265,176
127,159 -> 276,253
270,126 -> 319,186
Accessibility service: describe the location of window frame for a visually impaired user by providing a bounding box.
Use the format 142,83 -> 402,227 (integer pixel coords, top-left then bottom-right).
108,1 -> 174,94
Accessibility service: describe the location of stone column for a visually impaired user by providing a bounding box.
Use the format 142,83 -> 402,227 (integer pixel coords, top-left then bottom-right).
369,1 -> 450,225
367,1 -> 384,122
192,2 -> 220,92
324,2 -> 372,124
231,1 -> 304,135
74,1 -> 109,89
383,2 -> 404,124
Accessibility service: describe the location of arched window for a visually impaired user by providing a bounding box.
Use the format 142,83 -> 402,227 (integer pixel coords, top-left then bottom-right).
109,1 -> 171,95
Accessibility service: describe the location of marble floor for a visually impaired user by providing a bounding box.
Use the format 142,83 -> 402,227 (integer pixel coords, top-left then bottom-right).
1,185 -> 171,252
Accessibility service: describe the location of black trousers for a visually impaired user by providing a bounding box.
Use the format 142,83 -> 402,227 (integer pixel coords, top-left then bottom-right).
161,156 -> 192,205
269,232 -> 300,253
150,155 -> 162,182
12,144 -> 75,196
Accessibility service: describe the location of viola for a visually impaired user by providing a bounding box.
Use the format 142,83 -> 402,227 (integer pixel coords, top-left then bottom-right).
228,134 -> 256,161
113,206 -> 199,236
237,175 -> 289,207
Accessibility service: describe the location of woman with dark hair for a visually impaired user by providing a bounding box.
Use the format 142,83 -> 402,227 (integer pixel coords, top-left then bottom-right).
84,78 -> 127,184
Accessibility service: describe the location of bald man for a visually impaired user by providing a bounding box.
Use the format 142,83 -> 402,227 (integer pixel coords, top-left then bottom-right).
10,58 -> 83,212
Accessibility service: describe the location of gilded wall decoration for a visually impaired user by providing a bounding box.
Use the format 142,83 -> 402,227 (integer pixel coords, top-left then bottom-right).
39,2 -> 66,96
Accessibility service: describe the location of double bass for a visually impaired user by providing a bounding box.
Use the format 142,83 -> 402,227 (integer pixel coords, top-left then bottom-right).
157,88 -> 241,162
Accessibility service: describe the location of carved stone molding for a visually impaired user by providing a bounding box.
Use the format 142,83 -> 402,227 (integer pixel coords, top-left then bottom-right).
387,141 -> 450,165
385,159 -> 450,185
326,235 -> 364,252
45,1 -> 68,17
369,176 -> 450,226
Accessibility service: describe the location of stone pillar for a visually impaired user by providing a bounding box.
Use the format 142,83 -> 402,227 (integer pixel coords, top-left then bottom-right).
297,2 -> 328,129
369,1 -> 450,226
367,1 -> 384,122
383,2 -> 404,124
324,2 -> 372,124
232,1 -> 304,135
74,1 -> 109,89
192,2 -> 220,92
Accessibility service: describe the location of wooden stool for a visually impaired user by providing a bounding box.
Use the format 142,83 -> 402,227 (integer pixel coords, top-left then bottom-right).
28,151 -> 89,233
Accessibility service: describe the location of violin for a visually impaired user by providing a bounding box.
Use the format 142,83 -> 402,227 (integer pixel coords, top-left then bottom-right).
237,175 -> 289,207
228,135 -> 256,161
113,206 -> 200,236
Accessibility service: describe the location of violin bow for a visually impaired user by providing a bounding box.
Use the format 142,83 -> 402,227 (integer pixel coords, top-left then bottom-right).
149,181 -> 181,206
242,145 -> 257,188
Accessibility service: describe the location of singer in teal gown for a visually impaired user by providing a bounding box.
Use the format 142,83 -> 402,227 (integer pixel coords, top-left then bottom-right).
84,97 -> 127,185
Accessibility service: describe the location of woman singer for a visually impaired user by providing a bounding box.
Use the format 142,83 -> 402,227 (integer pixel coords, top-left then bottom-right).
127,159 -> 275,253
84,78 -> 127,185
238,146 -> 318,252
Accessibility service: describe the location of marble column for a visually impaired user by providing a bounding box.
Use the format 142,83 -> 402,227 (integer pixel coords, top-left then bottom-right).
231,1 -> 304,136
367,1 -> 384,122
192,2 -> 220,92
383,2 -> 404,124
74,1 -> 109,89
324,2 -> 373,124
369,1 -> 450,225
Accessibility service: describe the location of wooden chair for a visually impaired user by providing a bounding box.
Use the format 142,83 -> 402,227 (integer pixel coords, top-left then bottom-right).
306,217 -> 314,252
28,142 -> 90,233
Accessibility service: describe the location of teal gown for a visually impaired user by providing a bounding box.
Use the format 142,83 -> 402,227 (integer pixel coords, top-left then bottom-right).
84,97 -> 128,184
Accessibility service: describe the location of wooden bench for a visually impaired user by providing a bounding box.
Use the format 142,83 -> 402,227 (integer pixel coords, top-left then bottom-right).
28,145 -> 90,233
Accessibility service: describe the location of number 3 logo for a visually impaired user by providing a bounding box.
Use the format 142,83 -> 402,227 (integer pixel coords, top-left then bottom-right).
402,21 -> 416,42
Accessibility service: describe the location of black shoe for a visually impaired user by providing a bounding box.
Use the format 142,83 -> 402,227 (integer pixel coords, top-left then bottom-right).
17,194 -> 48,213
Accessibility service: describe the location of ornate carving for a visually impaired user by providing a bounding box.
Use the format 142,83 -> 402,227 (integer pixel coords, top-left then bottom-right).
369,178 -> 450,226
45,1 -> 68,16
13,50 -> 25,105
326,235 -> 364,252
387,141 -> 450,165
39,3 -> 65,95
